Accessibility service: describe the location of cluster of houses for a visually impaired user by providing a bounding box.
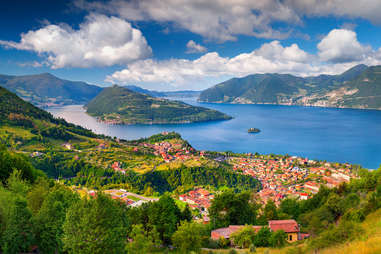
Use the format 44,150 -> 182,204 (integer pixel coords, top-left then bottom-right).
178,188 -> 214,220
211,219 -> 309,244
230,156 -> 355,205
111,161 -> 126,174
137,140 -> 199,163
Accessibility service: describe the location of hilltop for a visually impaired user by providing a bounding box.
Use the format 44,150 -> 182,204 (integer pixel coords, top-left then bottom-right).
86,85 -> 232,124
0,73 -> 102,107
199,64 -> 381,110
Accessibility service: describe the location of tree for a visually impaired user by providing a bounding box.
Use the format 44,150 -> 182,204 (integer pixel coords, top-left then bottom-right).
27,177 -> 51,214
33,185 -> 79,253
172,221 -> 205,253
263,200 -> 278,221
279,198 -> 300,219
253,227 -> 271,247
209,191 -> 257,228
269,230 -> 287,248
230,225 -> 256,248
0,145 -> 37,183
181,204 -> 193,221
6,169 -> 30,196
125,224 -> 161,254
2,199 -> 34,254
62,193 -> 129,254
147,194 -> 181,244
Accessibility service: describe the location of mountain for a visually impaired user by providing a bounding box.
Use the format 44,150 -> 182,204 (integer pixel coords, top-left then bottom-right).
0,73 -> 102,107
86,85 -> 232,124
125,85 -> 201,98
199,64 -> 381,110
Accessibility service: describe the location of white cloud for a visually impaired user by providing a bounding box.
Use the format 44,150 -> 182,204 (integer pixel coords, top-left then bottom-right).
106,40 -> 316,87
186,40 -> 207,54
286,0 -> 381,24
77,0 -> 300,42
77,0 -> 381,42
317,29 -> 371,63
0,14 -> 152,68
106,28 -> 381,89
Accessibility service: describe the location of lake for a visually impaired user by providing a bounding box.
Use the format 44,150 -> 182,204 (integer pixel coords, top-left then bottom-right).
48,99 -> 381,169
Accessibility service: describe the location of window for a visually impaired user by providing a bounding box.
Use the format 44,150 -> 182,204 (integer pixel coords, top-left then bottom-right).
289,234 -> 292,241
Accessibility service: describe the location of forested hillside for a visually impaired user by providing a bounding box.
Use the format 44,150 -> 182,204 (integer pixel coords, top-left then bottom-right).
0,73 -> 102,107
86,85 -> 232,124
199,64 -> 381,110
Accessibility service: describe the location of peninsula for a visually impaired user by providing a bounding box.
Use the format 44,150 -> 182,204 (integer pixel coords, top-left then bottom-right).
85,85 -> 232,124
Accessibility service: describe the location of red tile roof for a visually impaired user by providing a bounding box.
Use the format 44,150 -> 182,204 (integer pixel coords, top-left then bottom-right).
269,219 -> 299,233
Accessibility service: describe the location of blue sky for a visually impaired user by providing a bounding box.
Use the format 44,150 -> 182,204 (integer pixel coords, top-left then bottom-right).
1,0 -> 381,91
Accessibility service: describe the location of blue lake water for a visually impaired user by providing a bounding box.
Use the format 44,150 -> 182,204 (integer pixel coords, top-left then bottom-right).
48,98 -> 381,169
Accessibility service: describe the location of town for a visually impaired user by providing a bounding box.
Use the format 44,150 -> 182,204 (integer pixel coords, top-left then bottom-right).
229,155 -> 356,205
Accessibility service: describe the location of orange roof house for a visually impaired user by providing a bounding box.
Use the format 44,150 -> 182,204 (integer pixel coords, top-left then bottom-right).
211,225 -> 262,240
211,219 -> 302,243
269,220 -> 299,242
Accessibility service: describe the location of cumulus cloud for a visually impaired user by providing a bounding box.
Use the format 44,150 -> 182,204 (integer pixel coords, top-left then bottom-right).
286,0 -> 381,24
186,40 -> 207,54
106,28 -> 381,89
0,14 -> 152,68
77,0 -> 381,42
106,40 -> 315,86
77,0 -> 300,41
317,29 -> 371,63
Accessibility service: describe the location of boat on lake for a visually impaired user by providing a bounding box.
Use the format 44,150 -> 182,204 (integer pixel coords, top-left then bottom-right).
248,128 -> 261,133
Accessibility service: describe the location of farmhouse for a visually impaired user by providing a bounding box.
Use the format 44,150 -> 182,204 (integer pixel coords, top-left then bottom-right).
211,219 -> 306,243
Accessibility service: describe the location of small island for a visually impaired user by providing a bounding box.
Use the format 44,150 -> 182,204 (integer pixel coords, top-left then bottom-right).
248,128 -> 261,133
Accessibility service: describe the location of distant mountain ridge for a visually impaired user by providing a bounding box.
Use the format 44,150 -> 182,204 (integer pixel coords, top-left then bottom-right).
86,85 -> 231,124
0,73 -> 102,107
199,64 -> 381,110
0,72 -> 201,108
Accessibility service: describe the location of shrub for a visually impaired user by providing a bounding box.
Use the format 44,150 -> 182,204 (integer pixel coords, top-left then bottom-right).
249,244 -> 256,253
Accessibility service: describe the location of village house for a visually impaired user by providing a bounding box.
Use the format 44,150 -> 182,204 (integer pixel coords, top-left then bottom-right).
211,219 -> 307,243
62,143 -> 72,150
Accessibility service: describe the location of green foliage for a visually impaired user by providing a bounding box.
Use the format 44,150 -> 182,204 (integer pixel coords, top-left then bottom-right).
308,220 -> 363,250
0,144 -> 38,183
172,221 -> 206,252
1,198 -> 34,254
269,230 -> 287,248
69,164 -> 260,195
40,126 -> 74,141
147,194 -> 182,244
33,185 -> 79,253
230,225 -> 256,248
249,243 -> 256,253
27,177 -> 51,214
209,191 -> 258,229
253,227 -> 271,247
126,224 -> 161,254
62,193 -> 129,254
181,204 -> 193,221
258,200 -> 278,224
279,198 -> 300,220
86,85 -> 231,124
